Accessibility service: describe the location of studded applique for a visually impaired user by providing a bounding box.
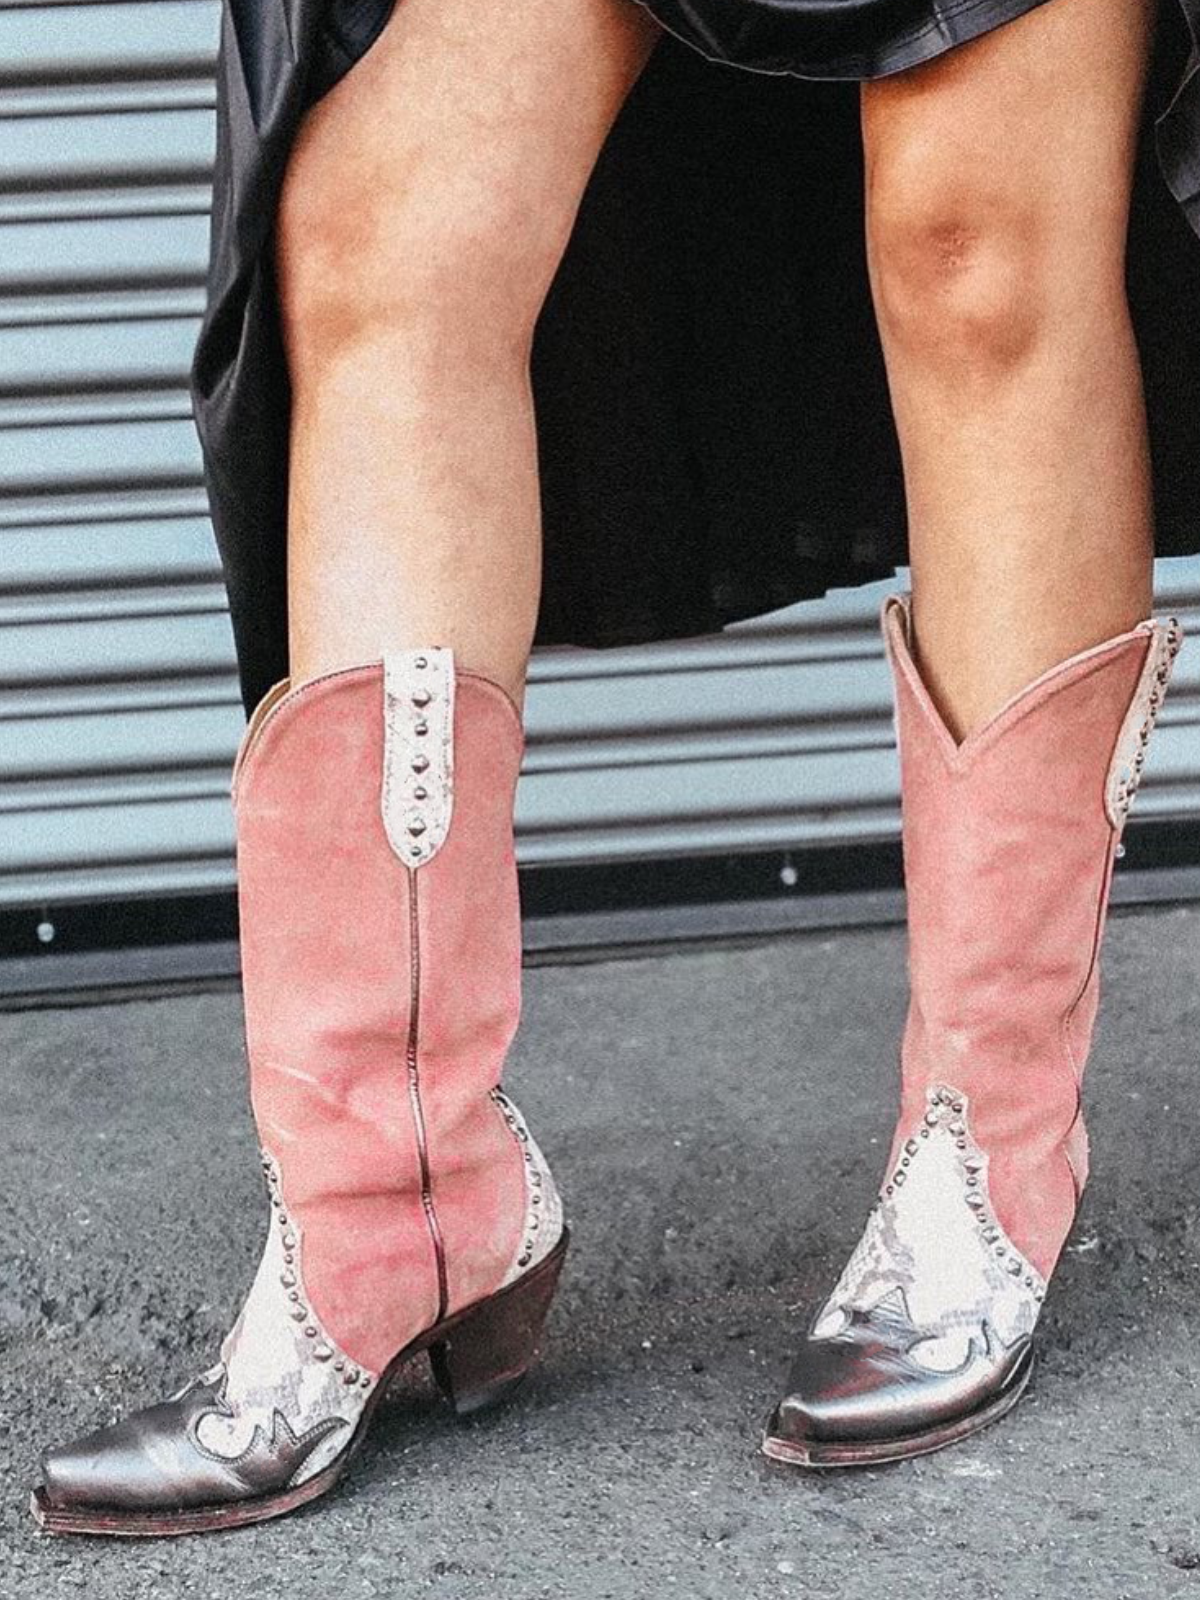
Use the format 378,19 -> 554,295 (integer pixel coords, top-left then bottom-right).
192,1152 -> 377,1485
382,649 -> 456,866
491,1090 -> 566,1283
1105,618 -> 1183,829
810,1086 -> 1045,1375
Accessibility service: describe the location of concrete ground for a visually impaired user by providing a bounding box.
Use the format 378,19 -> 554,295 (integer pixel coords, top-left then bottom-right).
1,906 -> 1199,1600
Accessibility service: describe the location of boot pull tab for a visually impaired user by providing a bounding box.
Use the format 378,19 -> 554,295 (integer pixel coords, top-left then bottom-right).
381,648 -> 456,866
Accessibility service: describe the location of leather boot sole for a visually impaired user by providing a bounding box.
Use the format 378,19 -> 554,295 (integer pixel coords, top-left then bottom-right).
760,1340 -> 1034,1469
30,1230 -> 569,1538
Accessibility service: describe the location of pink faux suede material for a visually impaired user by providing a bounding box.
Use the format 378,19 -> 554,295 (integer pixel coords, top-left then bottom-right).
232,664 -> 527,1375
883,596 -> 1153,1281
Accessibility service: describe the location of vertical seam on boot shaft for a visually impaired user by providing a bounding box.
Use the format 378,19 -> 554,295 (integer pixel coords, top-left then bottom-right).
406,866 -> 450,1324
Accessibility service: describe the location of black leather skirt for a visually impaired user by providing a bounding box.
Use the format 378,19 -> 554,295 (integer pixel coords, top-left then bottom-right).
630,0 -> 1057,79
197,0 -> 1200,716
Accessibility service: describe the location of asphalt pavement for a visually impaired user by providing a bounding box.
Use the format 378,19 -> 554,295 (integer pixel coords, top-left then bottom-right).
2,906 -> 1199,1600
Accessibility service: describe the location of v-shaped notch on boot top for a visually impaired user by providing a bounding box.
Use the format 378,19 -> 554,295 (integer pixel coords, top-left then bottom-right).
881,593 -> 1178,773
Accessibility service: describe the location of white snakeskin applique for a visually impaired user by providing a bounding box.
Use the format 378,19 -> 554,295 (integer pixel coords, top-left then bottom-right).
190,1153 -> 376,1485
811,1085 -> 1046,1373
381,647 -> 456,867
492,1090 -> 566,1284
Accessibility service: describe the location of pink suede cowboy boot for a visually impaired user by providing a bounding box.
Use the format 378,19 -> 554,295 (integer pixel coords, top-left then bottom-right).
763,592 -> 1182,1468
33,651 -> 568,1535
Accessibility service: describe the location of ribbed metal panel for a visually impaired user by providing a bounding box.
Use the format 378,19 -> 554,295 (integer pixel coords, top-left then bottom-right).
2,0 -> 1199,910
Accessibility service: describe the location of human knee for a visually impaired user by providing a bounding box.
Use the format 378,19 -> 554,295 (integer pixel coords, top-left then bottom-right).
277,155 -> 566,373
867,148 -> 1052,377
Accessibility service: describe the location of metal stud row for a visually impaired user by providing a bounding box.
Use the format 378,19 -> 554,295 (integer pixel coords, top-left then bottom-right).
1112,620 -> 1183,826
878,1087 -> 1045,1303
262,1152 -> 372,1388
495,1093 -> 542,1272
406,656 -> 433,860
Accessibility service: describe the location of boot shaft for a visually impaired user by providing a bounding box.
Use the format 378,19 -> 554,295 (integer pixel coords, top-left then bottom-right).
883,594 -> 1181,1274
885,595 -> 1180,1086
229,651 -> 532,1369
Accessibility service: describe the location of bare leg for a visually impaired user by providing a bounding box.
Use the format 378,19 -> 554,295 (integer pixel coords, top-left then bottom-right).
276,0 -> 659,707
862,0 -> 1155,739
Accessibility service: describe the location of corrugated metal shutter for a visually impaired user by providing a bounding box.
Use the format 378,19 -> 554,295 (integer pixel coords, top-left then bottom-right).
2,0 -> 1199,911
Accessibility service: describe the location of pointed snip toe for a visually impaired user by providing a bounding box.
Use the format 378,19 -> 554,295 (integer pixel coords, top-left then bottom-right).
31,1234 -> 569,1537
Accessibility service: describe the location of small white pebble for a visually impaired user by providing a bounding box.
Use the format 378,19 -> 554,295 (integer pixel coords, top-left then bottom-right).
946,1459 -> 1001,1480
777,1560 -> 796,1575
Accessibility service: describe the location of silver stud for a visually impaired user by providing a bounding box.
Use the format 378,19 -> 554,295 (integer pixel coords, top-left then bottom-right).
288,1290 -> 300,1303
412,689 -> 432,708
280,1270 -> 296,1289
314,1344 -> 334,1363
411,754 -> 430,774
410,844 -> 424,858
282,1232 -> 296,1250
966,1193 -> 984,1209
919,1127 -> 930,1139
1007,1260 -> 1023,1277
924,1111 -> 940,1127
361,1375 -> 371,1389
344,1367 -> 360,1385
949,1121 -> 965,1137
292,1307 -> 308,1322
408,818 -> 427,837
415,656 -> 428,670
334,1360 -> 345,1372
414,720 -> 429,737
904,1139 -> 918,1156
893,1171 -> 906,1187
305,1326 -> 317,1338
413,786 -> 429,801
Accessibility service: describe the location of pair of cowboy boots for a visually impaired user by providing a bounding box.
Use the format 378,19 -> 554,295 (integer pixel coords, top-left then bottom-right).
32,595 -> 1181,1533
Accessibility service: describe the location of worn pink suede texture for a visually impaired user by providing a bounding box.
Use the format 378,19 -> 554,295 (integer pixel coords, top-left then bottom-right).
882,595 -> 1152,1281
231,662 -> 528,1376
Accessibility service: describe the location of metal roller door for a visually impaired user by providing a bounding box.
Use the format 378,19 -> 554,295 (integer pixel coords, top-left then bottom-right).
2,0 -> 1199,914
